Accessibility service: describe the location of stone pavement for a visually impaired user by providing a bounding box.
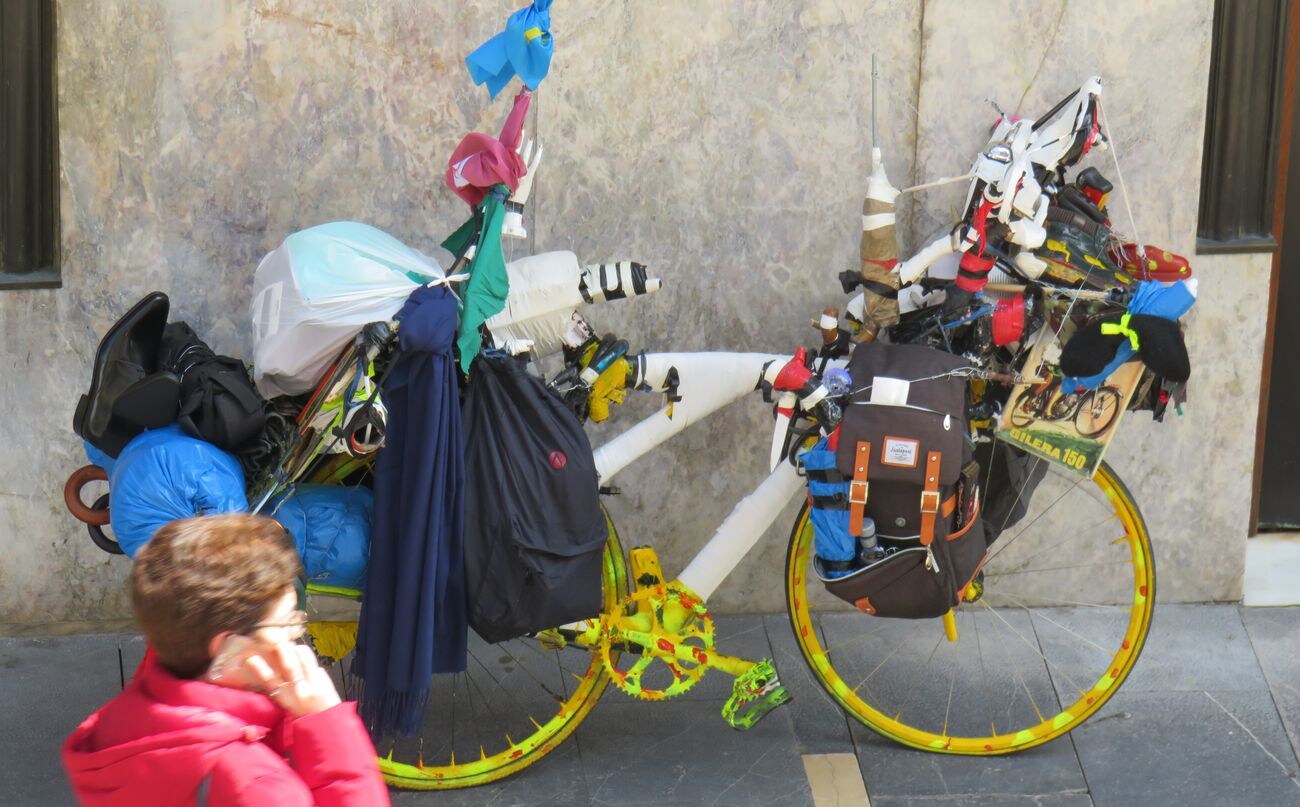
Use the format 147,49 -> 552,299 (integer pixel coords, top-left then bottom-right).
4,605 -> 1298,806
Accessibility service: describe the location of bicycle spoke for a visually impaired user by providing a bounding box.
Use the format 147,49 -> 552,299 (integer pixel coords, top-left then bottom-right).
987,559 -> 1133,577
991,511 -> 1122,571
1000,595 -> 1113,657
499,644 -> 564,703
973,591 -> 1125,609
985,474 -> 1087,565
820,620 -> 898,658
849,639 -> 909,696
977,599 -> 1087,699
981,602 -> 1050,724
943,660 -> 958,736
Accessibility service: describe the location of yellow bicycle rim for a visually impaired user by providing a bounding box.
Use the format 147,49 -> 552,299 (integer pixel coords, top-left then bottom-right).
785,462 -> 1154,754
307,510 -> 628,789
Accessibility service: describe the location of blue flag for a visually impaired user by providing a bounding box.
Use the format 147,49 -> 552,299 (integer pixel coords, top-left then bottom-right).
466,0 -> 554,99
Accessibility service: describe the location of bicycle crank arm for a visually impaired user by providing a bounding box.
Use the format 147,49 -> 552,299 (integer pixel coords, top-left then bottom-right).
615,628 -> 756,678
722,659 -> 791,731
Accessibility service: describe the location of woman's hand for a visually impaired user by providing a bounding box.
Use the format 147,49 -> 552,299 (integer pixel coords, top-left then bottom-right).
243,642 -> 342,719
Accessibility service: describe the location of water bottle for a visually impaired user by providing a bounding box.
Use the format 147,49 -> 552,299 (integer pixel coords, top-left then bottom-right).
858,518 -> 885,564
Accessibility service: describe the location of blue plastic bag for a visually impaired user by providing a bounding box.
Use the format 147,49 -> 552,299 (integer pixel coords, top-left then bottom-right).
801,438 -> 857,577
272,485 -> 373,590
108,425 -> 247,557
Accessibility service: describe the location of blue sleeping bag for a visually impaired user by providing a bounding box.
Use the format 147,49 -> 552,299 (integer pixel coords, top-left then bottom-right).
107,425 -> 248,557
272,485 -> 373,590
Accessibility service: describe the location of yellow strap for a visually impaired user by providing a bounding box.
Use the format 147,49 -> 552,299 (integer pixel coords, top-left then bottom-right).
523,26 -> 544,42
1100,313 -> 1140,350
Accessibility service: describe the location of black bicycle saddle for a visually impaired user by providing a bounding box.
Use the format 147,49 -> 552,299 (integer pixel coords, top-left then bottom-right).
72,291 -> 181,458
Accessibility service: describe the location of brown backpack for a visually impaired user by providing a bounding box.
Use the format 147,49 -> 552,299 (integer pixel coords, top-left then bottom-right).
819,342 -> 987,619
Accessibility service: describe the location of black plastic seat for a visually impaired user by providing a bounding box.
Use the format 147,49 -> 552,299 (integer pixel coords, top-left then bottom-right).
72,291 -> 181,458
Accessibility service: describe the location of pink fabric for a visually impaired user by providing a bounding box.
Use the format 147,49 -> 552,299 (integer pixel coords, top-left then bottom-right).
496,88 -> 531,152
62,651 -> 389,807
445,90 -> 532,207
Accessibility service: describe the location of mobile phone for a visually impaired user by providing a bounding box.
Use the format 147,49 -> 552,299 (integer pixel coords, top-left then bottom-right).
205,634 -> 266,689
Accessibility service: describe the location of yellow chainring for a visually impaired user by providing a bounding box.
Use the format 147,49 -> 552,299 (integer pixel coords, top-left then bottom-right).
599,584 -> 715,700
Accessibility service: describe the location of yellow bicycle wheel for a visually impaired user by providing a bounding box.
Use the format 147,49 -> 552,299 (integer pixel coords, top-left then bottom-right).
307,509 -> 628,789
785,461 -> 1154,754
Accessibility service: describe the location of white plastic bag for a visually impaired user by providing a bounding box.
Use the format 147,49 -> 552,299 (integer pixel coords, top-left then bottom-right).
250,222 -> 444,398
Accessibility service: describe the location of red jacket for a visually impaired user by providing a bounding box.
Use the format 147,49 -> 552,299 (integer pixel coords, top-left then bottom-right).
62,652 -> 390,806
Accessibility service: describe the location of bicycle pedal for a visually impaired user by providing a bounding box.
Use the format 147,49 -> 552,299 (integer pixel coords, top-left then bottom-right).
534,628 -> 567,651
722,659 -> 792,731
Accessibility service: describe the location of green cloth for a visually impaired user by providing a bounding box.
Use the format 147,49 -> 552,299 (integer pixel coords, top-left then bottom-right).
442,186 -> 509,373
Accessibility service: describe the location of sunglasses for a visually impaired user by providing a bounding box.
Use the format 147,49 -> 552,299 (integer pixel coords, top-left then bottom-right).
252,609 -> 308,642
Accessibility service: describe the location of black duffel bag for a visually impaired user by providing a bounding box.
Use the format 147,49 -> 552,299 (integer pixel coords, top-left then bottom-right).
159,322 -> 267,452
462,353 -> 607,644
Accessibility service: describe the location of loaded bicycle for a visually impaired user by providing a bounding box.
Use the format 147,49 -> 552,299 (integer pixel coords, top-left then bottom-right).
65,76 -> 1190,790
289,76 -> 1178,788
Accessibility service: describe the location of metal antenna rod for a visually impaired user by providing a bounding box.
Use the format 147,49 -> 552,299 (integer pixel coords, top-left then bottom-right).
871,52 -> 879,149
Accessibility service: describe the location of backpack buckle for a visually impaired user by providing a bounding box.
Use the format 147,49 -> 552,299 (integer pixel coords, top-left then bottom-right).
849,480 -> 869,506
920,490 -> 940,514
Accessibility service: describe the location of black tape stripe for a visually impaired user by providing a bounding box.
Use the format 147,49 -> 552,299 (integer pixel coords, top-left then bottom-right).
601,264 -> 628,301
860,280 -> 899,299
804,468 -> 847,483
811,492 -> 850,510
819,557 -> 858,572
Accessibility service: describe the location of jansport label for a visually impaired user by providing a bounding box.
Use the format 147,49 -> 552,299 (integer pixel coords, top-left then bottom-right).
882,437 -> 919,467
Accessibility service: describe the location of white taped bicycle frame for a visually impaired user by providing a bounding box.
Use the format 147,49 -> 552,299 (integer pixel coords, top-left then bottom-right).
591,351 -> 844,601
486,251 -> 662,359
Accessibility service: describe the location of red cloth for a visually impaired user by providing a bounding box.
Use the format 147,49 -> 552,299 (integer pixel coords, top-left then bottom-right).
62,651 -> 389,807
445,89 -> 531,207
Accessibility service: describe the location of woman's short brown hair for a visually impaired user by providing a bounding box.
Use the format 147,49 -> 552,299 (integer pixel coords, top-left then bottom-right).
131,514 -> 302,679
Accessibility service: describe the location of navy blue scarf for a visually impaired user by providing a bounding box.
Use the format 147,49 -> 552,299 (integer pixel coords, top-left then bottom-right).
349,284 -> 466,738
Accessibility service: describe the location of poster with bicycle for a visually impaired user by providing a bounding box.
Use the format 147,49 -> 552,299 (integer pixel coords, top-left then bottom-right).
996,325 -> 1145,478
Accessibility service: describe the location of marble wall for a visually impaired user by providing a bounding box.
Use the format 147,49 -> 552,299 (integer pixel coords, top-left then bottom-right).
0,0 -> 1246,626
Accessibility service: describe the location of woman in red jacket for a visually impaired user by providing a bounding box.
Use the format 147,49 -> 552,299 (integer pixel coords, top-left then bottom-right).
62,514 -> 389,806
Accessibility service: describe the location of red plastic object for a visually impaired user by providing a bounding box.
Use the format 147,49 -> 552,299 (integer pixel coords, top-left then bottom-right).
992,295 -> 1026,346
1082,185 -> 1107,207
771,348 -> 813,393
1109,243 -> 1192,282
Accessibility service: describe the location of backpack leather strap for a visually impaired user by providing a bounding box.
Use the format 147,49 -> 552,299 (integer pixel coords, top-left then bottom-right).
919,451 -> 942,547
848,441 -> 871,537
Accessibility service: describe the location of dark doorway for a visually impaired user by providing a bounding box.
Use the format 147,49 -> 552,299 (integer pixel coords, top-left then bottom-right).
1255,4 -> 1300,531
1257,74 -> 1300,530
0,0 -> 59,289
